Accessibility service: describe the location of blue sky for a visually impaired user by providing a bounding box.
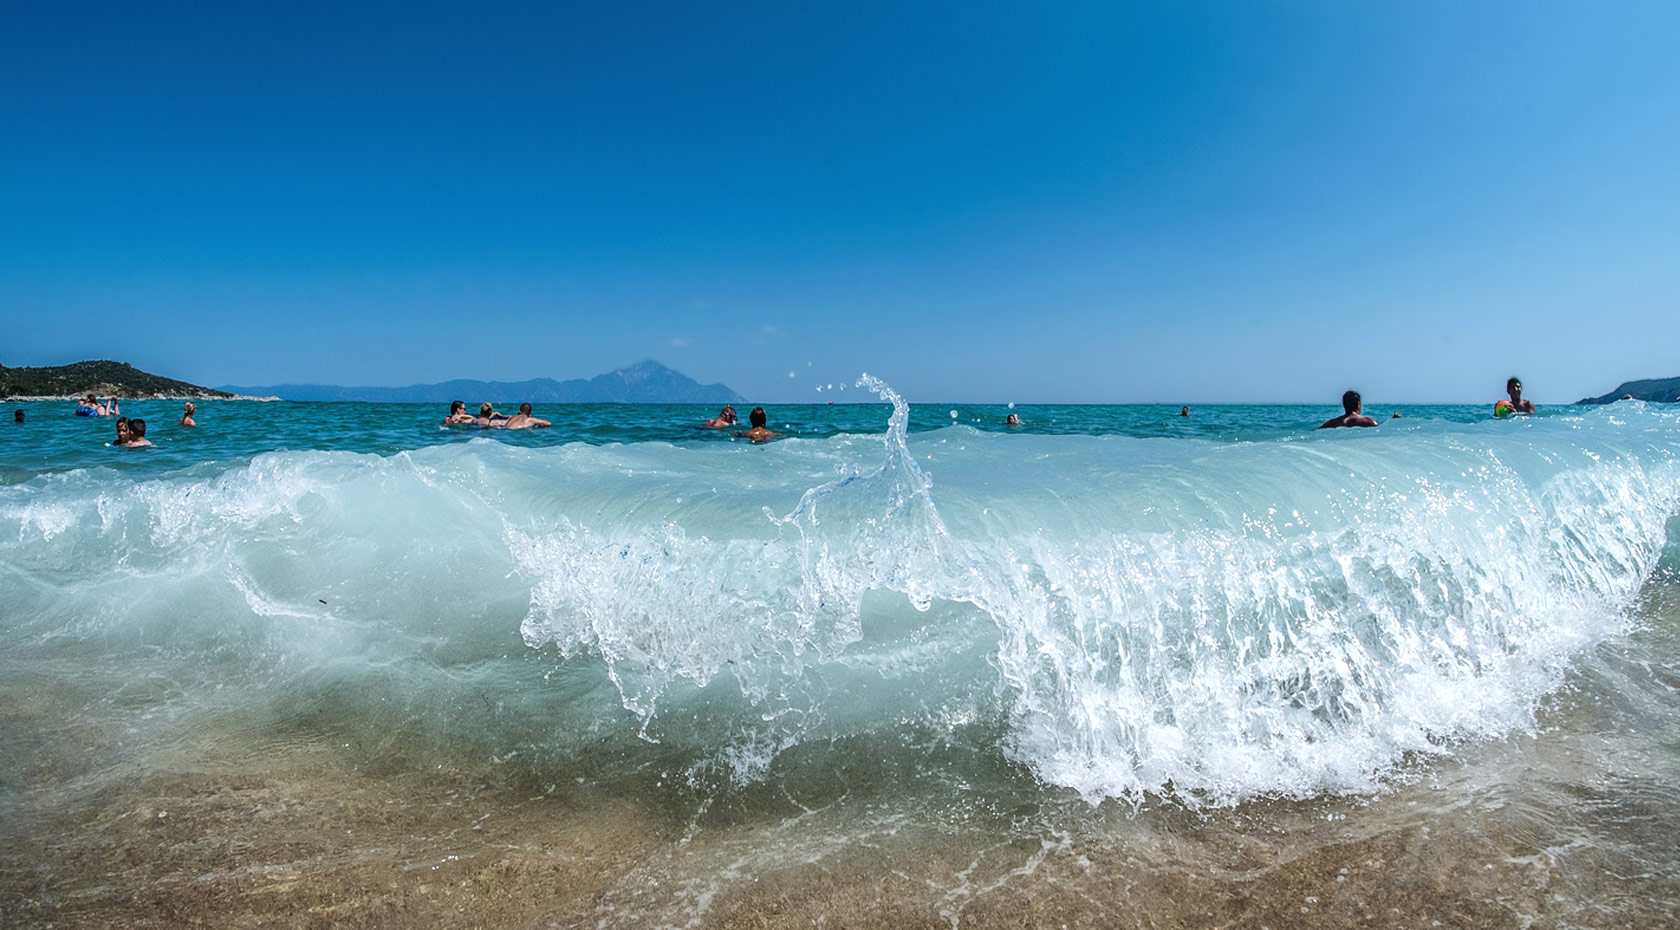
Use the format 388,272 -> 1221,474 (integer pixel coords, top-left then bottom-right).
2,1 -> 1676,403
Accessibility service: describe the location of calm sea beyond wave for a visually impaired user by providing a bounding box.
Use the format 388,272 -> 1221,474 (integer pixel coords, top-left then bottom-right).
3,380 -> 1678,928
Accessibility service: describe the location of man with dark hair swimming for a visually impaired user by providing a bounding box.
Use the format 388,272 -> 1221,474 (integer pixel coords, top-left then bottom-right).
738,407 -> 779,443
1319,390 -> 1378,429
125,418 -> 153,447
502,403 -> 551,430
1505,377 -> 1535,415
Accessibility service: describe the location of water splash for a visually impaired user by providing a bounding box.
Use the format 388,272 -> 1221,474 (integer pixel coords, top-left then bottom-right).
4,388 -> 1677,807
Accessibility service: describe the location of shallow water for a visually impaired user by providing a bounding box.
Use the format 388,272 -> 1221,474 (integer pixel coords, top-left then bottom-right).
2,387 -> 1677,927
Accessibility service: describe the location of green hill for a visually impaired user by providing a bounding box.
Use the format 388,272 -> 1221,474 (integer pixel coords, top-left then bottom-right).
0,360 -> 235,400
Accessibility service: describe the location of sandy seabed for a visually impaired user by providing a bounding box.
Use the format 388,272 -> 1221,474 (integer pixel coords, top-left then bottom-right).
6,721 -> 1679,929
6,585 -> 1680,929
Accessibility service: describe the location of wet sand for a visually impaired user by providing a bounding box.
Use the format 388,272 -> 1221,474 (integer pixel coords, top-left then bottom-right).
6,713 -> 1679,929
7,583 -> 1679,929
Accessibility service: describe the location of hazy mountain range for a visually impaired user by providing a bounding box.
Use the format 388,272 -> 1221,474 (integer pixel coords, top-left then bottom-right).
218,359 -> 745,404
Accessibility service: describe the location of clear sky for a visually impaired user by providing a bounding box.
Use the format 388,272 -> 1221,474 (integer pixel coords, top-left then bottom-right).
2,1 -> 1677,403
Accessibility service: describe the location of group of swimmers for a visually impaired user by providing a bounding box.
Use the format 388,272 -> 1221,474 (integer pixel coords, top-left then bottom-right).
109,415 -> 153,447
441,400 -> 552,429
74,395 -> 119,417
1319,377 -> 1535,428
438,399 -> 785,442
699,404 -> 780,442
66,398 -> 198,448
24,378 -> 1543,445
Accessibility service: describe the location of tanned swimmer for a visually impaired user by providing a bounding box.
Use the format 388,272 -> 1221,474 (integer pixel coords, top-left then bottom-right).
1318,390 -> 1379,429
738,407 -> 780,443
442,400 -> 476,425
1505,377 -> 1536,415
501,403 -> 551,429
703,405 -> 737,428
125,418 -> 153,447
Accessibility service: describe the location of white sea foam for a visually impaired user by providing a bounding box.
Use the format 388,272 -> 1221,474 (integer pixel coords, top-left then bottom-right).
1,386 -> 1676,806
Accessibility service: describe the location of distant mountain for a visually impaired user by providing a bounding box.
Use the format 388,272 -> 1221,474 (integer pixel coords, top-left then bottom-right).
0,359 -> 235,399
1575,376 -> 1680,404
219,360 -> 746,404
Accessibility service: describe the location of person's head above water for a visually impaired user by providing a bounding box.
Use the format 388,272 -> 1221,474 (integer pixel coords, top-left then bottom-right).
1507,377 -> 1523,398
130,418 -> 146,438
451,400 -> 465,415
1342,390 -> 1362,414
518,403 -> 532,415
479,403 -> 494,416
749,407 -> 767,428
13,409 -> 23,423
116,417 -> 131,443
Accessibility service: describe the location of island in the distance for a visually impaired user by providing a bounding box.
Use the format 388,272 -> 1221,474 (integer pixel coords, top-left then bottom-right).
1576,376 -> 1680,405
220,359 -> 744,404
0,360 -> 239,400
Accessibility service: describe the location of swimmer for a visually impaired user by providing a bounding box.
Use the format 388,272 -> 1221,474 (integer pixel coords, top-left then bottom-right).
1392,411 -> 1403,419
737,407 -> 780,443
180,402 -> 196,427
13,409 -> 23,423
76,394 -> 117,416
1180,406 -> 1189,417
125,418 -> 153,447
441,400 -> 476,425
474,403 -> 508,427
501,403 -> 551,430
703,404 -> 737,428
1318,390 -> 1378,429
1005,413 -> 1021,426
113,417 -> 131,446
1505,377 -> 1535,415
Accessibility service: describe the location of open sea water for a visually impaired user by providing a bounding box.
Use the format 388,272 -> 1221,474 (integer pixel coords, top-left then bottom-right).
2,381 -> 1678,928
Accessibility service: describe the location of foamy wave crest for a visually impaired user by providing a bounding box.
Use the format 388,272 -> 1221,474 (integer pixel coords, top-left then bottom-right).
3,389 -> 1676,806
512,375 -> 972,771
508,387 -> 1680,804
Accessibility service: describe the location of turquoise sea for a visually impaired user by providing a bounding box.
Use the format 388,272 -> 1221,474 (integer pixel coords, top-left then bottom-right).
3,381 -> 1678,928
